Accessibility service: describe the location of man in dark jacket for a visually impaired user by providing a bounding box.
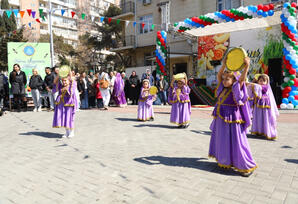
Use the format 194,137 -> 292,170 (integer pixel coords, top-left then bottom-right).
0,72 -> 9,116
77,72 -> 91,109
9,64 -> 27,111
44,67 -> 55,110
157,74 -> 169,105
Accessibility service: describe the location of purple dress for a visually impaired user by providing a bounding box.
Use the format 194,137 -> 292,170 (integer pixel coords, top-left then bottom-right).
52,80 -> 77,130
209,81 -> 257,173
113,73 -> 127,107
251,84 -> 279,140
168,85 -> 191,125
137,88 -> 154,121
246,83 -> 258,116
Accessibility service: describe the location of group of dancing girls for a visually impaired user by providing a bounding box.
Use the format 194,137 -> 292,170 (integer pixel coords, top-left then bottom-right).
51,56 -> 278,176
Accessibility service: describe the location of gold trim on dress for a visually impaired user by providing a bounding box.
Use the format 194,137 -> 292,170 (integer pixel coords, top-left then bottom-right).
137,116 -> 154,121
170,120 -> 190,125
251,131 -> 277,140
256,104 -> 271,109
53,126 -> 74,130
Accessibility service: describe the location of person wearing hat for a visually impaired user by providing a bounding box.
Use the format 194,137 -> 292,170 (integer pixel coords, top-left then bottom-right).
137,79 -> 156,121
168,73 -> 191,128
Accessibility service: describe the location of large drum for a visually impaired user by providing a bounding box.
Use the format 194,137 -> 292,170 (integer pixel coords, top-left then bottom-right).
225,47 -> 247,71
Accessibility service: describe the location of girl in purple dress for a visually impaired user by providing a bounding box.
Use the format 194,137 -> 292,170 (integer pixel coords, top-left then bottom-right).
113,73 -> 127,107
137,79 -> 155,121
209,57 -> 257,177
52,74 -> 78,138
168,73 -> 191,128
251,74 -> 279,140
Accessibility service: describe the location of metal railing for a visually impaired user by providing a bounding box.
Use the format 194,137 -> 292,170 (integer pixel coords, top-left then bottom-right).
112,35 -> 135,48
120,1 -> 135,14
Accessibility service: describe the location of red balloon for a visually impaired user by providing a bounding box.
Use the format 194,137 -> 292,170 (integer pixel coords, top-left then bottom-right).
291,2 -> 297,8
269,4 -> 274,10
295,95 -> 298,100
294,78 -> 298,87
289,69 -> 296,75
282,93 -> 289,98
157,31 -> 161,35
257,4 -> 263,10
263,5 -> 269,12
284,86 -> 292,93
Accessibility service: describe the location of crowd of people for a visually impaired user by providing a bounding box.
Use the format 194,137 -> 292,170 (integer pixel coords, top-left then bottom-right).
0,66 -> 169,114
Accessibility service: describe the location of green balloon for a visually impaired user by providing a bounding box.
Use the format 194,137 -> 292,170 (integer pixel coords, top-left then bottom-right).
174,22 -> 178,27
157,41 -> 161,46
288,80 -> 295,86
290,74 -> 296,80
282,82 -> 288,88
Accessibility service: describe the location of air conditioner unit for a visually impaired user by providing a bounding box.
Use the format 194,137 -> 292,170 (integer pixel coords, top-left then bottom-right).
143,0 -> 151,6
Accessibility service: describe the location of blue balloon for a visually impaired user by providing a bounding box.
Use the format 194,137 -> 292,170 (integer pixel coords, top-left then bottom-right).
289,95 -> 295,102
262,12 -> 268,17
293,100 -> 298,106
286,54 -> 291,60
282,98 -> 289,104
284,2 -> 290,8
252,6 -> 258,12
268,10 -> 274,16
257,10 -> 263,16
290,91 -> 298,96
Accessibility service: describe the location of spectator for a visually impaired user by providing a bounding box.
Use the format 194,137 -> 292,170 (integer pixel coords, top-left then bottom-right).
52,66 -> 60,100
99,71 -> 111,110
141,69 -> 154,86
88,71 -> 96,108
0,71 -> 8,115
77,72 -> 91,109
157,75 -> 169,105
94,79 -> 104,109
128,71 -> 140,105
121,72 -> 129,101
29,69 -> 44,112
9,64 -> 27,112
44,67 -> 55,110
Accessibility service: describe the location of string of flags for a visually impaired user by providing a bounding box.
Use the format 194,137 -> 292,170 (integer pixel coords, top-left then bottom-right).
0,8 -> 161,31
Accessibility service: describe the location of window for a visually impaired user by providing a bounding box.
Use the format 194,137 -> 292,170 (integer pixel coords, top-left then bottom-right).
217,0 -> 240,11
139,14 -> 153,34
144,52 -> 153,66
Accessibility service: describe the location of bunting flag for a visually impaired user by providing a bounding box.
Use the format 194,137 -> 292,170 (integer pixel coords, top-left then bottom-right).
6,10 -> 12,18
27,9 -> 32,16
31,11 -> 36,18
41,15 -> 46,21
91,16 -> 95,22
0,10 -> 4,17
133,22 -> 136,27
141,22 -> 145,29
116,19 -> 121,24
81,13 -> 86,20
61,9 -> 65,16
36,19 -> 41,23
151,24 -> 155,30
19,10 -> 25,18
108,17 -> 112,23
28,22 -> 31,28
100,16 -> 104,22
71,11 -> 76,18
13,9 -> 19,17
125,21 -> 129,27
39,9 -> 43,16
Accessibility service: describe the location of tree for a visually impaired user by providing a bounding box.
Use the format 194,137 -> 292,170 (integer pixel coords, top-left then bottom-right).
0,0 -> 26,71
86,5 -> 132,71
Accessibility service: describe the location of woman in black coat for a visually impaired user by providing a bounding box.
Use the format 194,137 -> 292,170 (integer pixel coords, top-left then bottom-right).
9,64 -> 27,111
128,71 -> 140,105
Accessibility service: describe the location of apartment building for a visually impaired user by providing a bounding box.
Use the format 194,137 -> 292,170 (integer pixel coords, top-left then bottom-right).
113,0 -> 282,77
2,0 -> 120,46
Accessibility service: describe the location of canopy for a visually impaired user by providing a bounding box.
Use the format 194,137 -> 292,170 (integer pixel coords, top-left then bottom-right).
185,11 -> 282,37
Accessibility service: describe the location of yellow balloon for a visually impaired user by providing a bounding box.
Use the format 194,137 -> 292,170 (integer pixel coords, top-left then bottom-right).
226,47 -> 247,71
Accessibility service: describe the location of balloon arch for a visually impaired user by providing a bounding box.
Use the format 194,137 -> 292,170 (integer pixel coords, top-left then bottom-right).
155,2 -> 298,109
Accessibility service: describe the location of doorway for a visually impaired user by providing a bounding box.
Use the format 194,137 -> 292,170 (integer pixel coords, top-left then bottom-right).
268,58 -> 282,105
173,63 -> 187,75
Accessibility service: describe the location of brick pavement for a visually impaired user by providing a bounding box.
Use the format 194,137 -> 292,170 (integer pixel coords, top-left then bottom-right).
0,106 -> 298,204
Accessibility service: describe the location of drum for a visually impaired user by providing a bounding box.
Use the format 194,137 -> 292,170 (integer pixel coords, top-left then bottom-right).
225,47 -> 247,71
59,65 -> 71,78
174,73 -> 186,80
149,86 -> 158,95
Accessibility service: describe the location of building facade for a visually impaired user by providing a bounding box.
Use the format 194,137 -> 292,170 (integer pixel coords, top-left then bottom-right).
113,0 -> 283,77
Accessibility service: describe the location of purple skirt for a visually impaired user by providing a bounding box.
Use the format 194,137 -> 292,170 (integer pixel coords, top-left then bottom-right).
137,101 -> 154,121
209,118 -> 257,173
170,102 -> 191,125
53,104 -> 75,129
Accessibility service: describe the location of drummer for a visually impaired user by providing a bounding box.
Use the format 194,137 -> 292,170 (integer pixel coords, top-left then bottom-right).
168,73 -> 191,128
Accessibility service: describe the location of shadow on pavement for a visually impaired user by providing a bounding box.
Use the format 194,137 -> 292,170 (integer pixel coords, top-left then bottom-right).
246,134 -> 274,141
284,159 -> 298,164
134,156 -> 238,176
115,118 -> 139,122
281,145 -> 292,149
154,112 -> 171,115
134,124 -> 175,129
19,132 -> 62,138
191,130 -> 212,136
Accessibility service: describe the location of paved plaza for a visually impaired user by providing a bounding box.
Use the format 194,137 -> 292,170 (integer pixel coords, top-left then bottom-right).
0,106 -> 298,204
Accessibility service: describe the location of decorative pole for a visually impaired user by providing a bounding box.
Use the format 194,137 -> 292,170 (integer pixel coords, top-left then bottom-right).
155,30 -> 167,76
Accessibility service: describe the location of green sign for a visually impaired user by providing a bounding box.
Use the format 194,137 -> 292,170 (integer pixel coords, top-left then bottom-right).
7,42 -> 51,96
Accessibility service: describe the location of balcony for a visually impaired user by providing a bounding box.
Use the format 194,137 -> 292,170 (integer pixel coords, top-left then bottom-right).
110,35 -> 135,52
115,1 -> 135,19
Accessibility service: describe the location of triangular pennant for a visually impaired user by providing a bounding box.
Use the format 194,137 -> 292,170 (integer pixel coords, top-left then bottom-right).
27,9 -> 32,16
133,21 -> 136,27
125,21 -> 129,27
41,15 -> 46,21
28,22 -> 32,28
0,10 -> 4,17
91,16 -> 95,22
100,17 -> 104,22
39,9 -> 43,16
108,18 -> 112,23
81,13 -> 86,20
13,9 -> 19,17
141,23 -> 145,29
71,11 -> 76,18
31,11 -> 36,18
19,10 -> 25,18
117,19 -> 121,24
151,24 -> 155,30
6,10 -> 12,18
61,9 -> 65,16
36,19 -> 41,23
